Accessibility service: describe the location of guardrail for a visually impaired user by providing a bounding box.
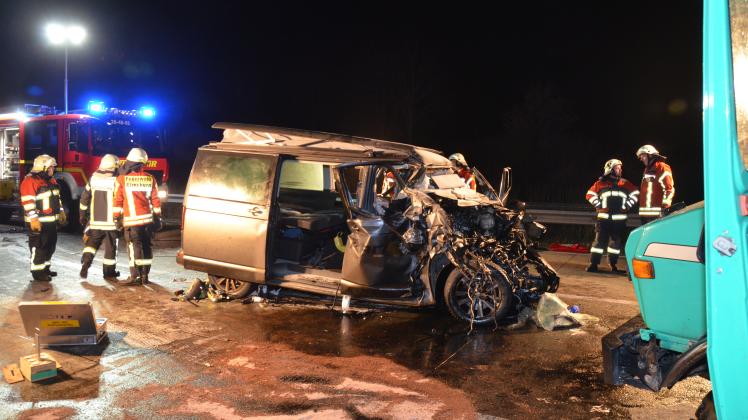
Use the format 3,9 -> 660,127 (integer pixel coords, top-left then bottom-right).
166,194 -> 640,227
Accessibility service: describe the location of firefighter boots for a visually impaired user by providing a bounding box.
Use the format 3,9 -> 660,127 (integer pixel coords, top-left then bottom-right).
585,264 -> 599,273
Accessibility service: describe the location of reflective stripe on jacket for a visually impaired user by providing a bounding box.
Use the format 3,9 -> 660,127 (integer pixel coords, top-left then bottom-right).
585,176 -> 639,221
113,169 -> 161,227
80,171 -> 118,230
20,175 -> 62,223
639,160 -> 675,216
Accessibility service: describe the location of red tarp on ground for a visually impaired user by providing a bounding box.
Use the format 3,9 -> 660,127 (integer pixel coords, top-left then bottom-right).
549,243 -> 590,253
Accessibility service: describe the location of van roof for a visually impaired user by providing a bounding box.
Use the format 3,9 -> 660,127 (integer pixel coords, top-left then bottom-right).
210,123 -> 448,164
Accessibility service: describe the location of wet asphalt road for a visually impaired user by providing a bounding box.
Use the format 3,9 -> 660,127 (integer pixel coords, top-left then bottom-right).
0,225 -> 709,419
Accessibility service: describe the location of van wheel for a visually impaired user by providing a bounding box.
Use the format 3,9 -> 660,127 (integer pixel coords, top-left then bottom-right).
443,262 -> 513,326
208,275 -> 255,299
695,391 -> 716,420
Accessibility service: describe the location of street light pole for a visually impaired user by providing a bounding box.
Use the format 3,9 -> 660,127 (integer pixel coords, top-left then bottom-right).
64,46 -> 68,114
45,23 -> 86,115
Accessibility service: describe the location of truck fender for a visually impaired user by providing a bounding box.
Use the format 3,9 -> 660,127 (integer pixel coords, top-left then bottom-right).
54,172 -> 82,200
661,338 -> 708,389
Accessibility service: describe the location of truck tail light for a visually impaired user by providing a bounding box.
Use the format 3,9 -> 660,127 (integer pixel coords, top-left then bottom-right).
632,259 -> 655,279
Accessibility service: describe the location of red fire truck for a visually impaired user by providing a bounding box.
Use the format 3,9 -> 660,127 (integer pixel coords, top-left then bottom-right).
0,102 -> 170,227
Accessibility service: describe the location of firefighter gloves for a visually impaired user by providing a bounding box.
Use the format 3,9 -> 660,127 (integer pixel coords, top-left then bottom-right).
29,218 -> 42,232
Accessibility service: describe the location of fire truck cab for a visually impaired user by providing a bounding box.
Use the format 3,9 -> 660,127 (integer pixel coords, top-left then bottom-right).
0,102 -> 169,227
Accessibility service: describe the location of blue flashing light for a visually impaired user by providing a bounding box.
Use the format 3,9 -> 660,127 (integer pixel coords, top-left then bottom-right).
87,100 -> 106,113
139,106 -> 156,119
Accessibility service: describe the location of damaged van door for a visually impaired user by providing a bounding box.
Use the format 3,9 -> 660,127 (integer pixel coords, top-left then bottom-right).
181,150 -> 278,296
333,162 -> 431,302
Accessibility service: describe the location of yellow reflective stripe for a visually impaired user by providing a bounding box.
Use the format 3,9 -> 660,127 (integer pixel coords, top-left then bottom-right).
112,207 -> 124,213
607,247 -> 621,254
38,215 -> 58,222
21,195 -> 35,201
590,247 -> 605,254
152,207 -> 162,214
52,189 -> 60,196
36,191 -> 52,199
83,247 -> 97,254
101,258 -> 117,265
23,203 -> 36,210
31,263 -> 46,271
597,213 -> 609,219
134,259 -> 153,266
611,214 -> 628,220
79,204 -> 89,210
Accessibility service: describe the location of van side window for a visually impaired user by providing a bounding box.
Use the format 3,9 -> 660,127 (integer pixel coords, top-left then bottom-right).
189,152 -> 274,204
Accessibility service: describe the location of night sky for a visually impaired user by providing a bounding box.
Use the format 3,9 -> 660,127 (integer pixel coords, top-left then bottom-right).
0,1 -> 703,205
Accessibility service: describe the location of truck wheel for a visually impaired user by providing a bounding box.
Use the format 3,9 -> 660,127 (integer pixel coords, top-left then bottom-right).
443,263 -> 513,326
695,391 -> 716,420
0,207 -> 14,224
59,184 -> 81,232
208,274 -> 255,299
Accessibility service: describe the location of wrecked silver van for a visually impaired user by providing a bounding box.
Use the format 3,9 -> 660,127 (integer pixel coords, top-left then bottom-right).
177,124 -> 559,325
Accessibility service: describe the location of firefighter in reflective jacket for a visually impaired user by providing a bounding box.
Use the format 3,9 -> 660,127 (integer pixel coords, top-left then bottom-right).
79,154 -> 121,281
585,159 -> 639,274
113,148 -> 162,285
636,145 -> 675,223
449,153 -> 477,190
19,154 -> 67,281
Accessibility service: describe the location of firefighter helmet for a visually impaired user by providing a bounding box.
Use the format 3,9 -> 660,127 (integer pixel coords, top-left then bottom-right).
30,154 -> 57,173
98,154 -> 119,171
126,148 -> 148,164
636,145 -> 659,157
603,158 -> 622,176
449,153 -> 468,167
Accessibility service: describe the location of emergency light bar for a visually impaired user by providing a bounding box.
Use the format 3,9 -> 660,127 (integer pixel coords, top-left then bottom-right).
85,100 -> 157,119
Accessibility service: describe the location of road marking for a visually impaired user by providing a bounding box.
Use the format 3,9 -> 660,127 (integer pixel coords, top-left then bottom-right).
558,293 -> 639,306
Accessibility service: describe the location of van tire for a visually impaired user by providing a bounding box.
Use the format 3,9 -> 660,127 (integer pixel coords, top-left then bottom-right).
208,274 -> 255,299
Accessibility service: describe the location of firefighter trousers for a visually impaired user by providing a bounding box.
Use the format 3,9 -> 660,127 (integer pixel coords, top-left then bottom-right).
124,225 -> 153,280
590,220 -> 626,267
27,221 -> 57,280
81,229 -> 120,277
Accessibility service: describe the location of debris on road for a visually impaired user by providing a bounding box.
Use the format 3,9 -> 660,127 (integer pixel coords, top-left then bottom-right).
549,243 -> 590,253
505,293 -> 599,331
3,364 -> 24,384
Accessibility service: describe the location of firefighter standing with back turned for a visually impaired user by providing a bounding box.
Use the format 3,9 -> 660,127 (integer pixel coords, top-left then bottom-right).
113,148 -> 162,285
636,145 -> 675,224
585,159 -> 639,274
79,154 -> 121,281
19,154 -> 67,281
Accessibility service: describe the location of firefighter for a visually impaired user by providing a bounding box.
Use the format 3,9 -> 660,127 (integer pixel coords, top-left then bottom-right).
19,154 -> 67,281
585,159 -> 639,274
79,154 -> 121,281
449,153 -> 477,190
636,145 -> 675,223
113,148 -> 162,285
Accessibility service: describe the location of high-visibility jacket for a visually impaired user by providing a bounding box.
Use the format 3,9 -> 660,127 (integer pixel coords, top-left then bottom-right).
113,169 -> 161,227
639,160 -> 675,217
20,174 -> 62,223
80,170 -> 118,230
586,176 -> 639,221
457,167 -> 477,191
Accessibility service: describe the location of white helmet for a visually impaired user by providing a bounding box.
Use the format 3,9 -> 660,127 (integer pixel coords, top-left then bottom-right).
636,145 -> 659,157
98,154 -> 120,171
603,158 -> 622,176
126,147 -> 148,164
30,154 -> 57,173
448,152 -> 468,167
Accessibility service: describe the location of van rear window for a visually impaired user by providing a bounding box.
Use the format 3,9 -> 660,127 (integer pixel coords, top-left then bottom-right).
188,151 -> 274,204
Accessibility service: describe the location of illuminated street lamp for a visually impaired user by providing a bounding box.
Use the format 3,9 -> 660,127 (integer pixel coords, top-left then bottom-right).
45,23 -> 87,114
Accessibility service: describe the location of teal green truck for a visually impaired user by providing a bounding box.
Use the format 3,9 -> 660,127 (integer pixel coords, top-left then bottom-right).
602,0 -> 748,418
